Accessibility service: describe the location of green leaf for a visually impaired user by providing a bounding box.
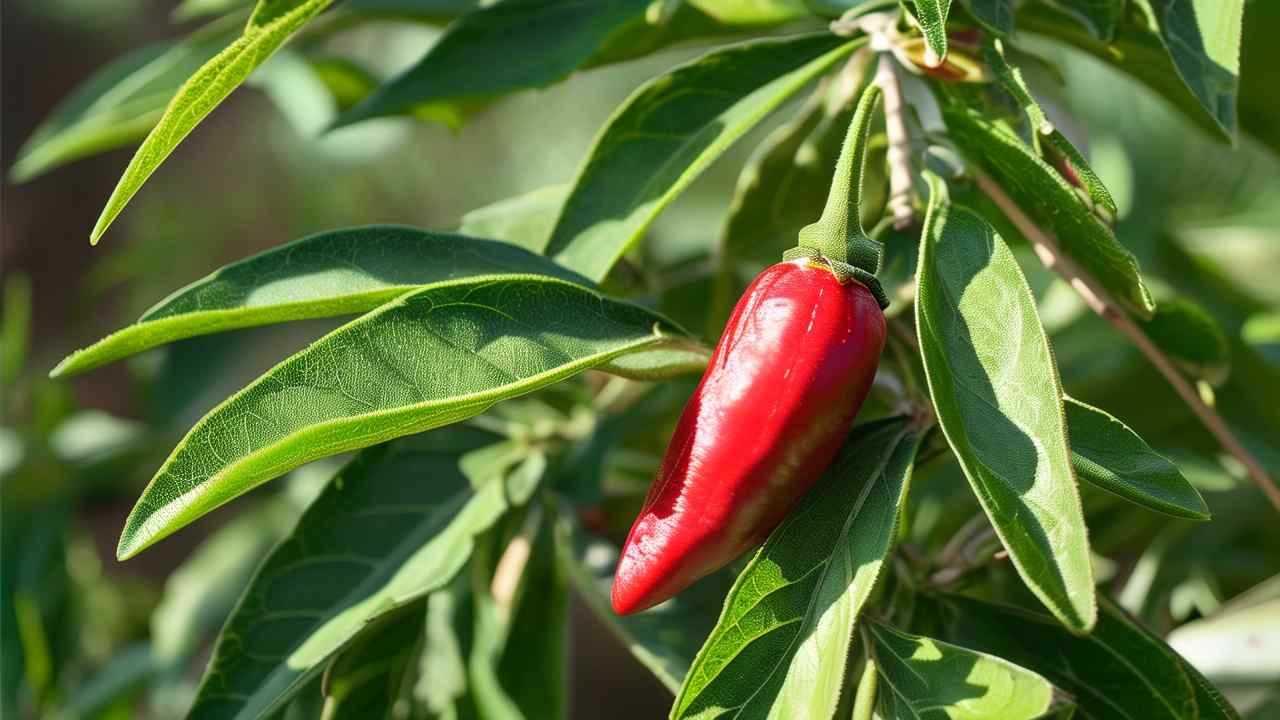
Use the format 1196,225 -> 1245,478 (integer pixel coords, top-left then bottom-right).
1167,578 -> 1280,684
545,33 -> 860,282
458,186 -> 571,253
1064,397 -> 1210,520
90,0 -> 337,244
866,622 -> 1057,719
495,515 -> 568,720
1019,0 -> 1241,141
415,578 -> 472,718
115,275 -> 690,559
336,0 -> 654,127
960,0 -> 1015,35
187,433 -> 538,720
8,17 -> 241,183
1140,298 -> 1231,385
52,227 -> 590,378
554,513 -> 723,693
942,102 -> 1156,317
321,606 -> 424,719
1042,0 -> 1125,40
939,594 -> 1238,720
672,418 -> 921,719
915,176 -> 1095,632
57,644 -> 157,720
687,0 -> 809,24
910,0 -> 954,65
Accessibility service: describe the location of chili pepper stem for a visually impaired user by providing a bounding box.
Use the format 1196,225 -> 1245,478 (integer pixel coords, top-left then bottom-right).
974,170 -> 1280,512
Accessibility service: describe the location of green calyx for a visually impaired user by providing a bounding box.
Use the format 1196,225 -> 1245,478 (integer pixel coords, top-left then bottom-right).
791,78 -> 889,310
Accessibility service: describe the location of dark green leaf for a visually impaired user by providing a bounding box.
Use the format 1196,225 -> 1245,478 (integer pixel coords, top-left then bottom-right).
942,102 -> 1155,316
866,622 -> 1057,719
1140,298 -> 1231,385
9,17 -> 241,183
1019,0 -> 1241,141
496,515 -> 568,719
938,594 -> 1238,720
961,0 -> 1015,34
1042,0 -> 1125,40
321,606 -> 425,719
673,418 -> 921,719
1065,397 -> 1209,520
187,433 -> 537,720
90,0 -> 337,244
554,513 -> 723,693
335,0 -> 652,127
115,275 -> 690,559
53,227 -> 589,378
916,176 -> 1095,632
545,34 -> 860,282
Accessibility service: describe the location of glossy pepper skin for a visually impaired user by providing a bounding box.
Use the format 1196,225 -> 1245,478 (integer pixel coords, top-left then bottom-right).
611,259 -> 886,615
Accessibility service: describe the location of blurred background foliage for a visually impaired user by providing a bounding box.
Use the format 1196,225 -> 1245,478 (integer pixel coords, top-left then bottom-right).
2,0 -> 1279,718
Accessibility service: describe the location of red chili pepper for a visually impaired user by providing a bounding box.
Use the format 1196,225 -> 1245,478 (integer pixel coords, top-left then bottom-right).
611,258 -> 885,615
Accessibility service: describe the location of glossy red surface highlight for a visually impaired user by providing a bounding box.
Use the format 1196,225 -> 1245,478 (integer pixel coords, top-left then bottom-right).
611,259 -> 885,615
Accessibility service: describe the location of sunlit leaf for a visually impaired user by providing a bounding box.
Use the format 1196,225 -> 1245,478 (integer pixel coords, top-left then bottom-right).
115,275 -> 693,559
90,0 -> 337,244
673,418 -> 921,719
916,176 -> 1095,632
545,33 -> 860,282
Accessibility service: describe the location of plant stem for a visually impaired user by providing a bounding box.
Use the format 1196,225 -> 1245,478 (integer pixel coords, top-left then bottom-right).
876,59 -> 914,229
974,171 -> 1280,512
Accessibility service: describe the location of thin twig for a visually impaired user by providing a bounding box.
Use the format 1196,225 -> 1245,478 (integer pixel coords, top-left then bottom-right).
876,59 -> 915,229
973,171 -> 1280,512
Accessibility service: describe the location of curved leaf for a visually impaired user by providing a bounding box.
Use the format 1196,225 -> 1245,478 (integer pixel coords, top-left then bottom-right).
458,186 -> 571,253
1140,298 -> 1231,384
1019,0 -> 1240,141
52,227 -> 589,378
116,275 -> 691,559
336,0 -> 652,127
188,432 -> 538,720
910,0 -> 954,65
90,0 -> 337,244
1065,397 -> 1210,520
545,33 -> 860,282
915,176 -> 1095,632
673,418 -> 921,719
867,622 -> 1057,720
9,18 -> 242,183
941,102 -> 1155,317
939,595 -> 1237,720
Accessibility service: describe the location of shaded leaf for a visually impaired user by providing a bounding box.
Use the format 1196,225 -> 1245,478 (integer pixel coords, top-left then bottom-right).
1065,397 -> 1209,520
187,432 -> 537,720
545,33 -> 860,282
335,0 -> 652,127
866,622 -> 1056,719
321,606 -> 424,719
961,0 -> 1015,35
554,513 -> 723,693
495,515 -> 569,719
115,275 -> 691,559
52,227 -> 590,378
942,102 -> 1155,316
673,418 -> 921,719
1140,298 -> 1231,385
938,594 -> 1238,720
90,0 -> 337,244
1019,0 -> 1241,141
915,176 -> 1095,631
9,17 -> 241,183
1042,0 -> 1125,40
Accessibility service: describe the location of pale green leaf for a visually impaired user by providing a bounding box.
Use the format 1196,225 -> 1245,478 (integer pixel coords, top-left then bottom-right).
90,0 -> 337,244
1168,579 -> 1280,684
554,513 -> 724,693
458,186 -> 571,253
672,418 -> 921,719
115,275 -> 691,559
187,432 -> 535,720
915,176 -> 1095,632
942,102 -> 1155,317
1065,397 -> 1209,520
940,595 -> 1238,719
52,227 -> 590,378
867,623 -> 1056,720
545,34 -> 860,282
9,17 -> 241,183
687,0 -> 809,24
